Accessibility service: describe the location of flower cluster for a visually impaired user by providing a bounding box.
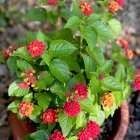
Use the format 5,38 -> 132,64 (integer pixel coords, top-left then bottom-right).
78,121 -> 100,140
40,109 -> 59,124
115,0 -> 125,7
3,45 -> 15,60
48,131 -> 66,140
72,83 -> 88,99
18,69 -> 37,89
63,100 -> 81,117
28,40 -> 46,57
107,1 -> 120,14
79,3 -> 93,16
48,0 -> 58,5
102,93 -> 115,108
119,39 -> 134,60
134,70 -> 140,91
18,101 -> 34,117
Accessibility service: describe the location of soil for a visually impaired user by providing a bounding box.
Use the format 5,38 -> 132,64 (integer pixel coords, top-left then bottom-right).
0,0 -> 140,139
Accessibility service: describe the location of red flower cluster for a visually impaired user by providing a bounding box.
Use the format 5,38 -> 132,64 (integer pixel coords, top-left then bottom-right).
72,83 -> 88,99
119,39 -> 129,49
48,131 -> 66,140
102,93 -> 115,108
78,121 -> 100,140
116,0 -> 125,7
18,82 -> 30,89
18,101 -> 34,117
3,45 -> 15,60
63,100 -> 81,116
40,109 -> 58,124
79,3 -> 93,16
28,40 -> 46,57
134,75 -> 140,91
48,0 -> 58,5
107,1 -> 120,14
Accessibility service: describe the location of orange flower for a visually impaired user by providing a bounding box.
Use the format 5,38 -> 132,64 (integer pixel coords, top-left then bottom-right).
125,49 -> 134,60
102,93 -> 115,108
119,39 -> 129,49
107,1 -> 120,14
18,101 -> 34,117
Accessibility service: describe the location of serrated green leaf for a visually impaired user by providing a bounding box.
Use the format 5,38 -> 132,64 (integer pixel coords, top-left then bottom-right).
49,59 -> 70,83
12,47 -> 33,61
58,111 -> 76,136
8,81 -> 29,97
36,71 -> 54,90
102,76 -> 122,91
7,100 -> 21,113
7,57 -> 16,73
64,16 -> 81,29
108,19 -> 122,36
80,98 -> 94,113
97,60 -> 113,74
23,93 -> 33,102
36,31 -> 48,46
34,92 -> 51,111
76,111 -> 86,129
30,130 -> 49,140
25,8 -> 47,22
67,136 -> 78,140
0,51 -> 6,63
112,91 -> 123,107
17,59 -> 33,71
49,40 -> 77,57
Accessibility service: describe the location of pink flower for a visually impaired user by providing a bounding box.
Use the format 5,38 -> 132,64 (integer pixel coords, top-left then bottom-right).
18,82 -> 30,89
48,131 -> 66,140
72,83 -> 88,99
86,121 -> 100,138
63,100 -> 81,116
116,0 -> 125,7
48,0 -> 58,5
77,129 -> 91,140
40,109 -> 57,124
134,76 -> 140,91
79,3 -> 93,16
28,40 -> 45,57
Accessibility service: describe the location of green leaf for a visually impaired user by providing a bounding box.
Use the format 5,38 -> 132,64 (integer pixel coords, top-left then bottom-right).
36,31 -> 48,46
90,75 -> 102,94
81,54 -> 96,79
112,91 -> 123,107
127,66 -> 136,81
91,21 -> 112,41
12,47 -> 33,61
58,111 -> 75,136
41,51 -> 52,66
67,136 -> 78,140
50,85 -> 66,100
8,81 -> 29,97
87,14 -> 101,24
108,19 -> 122,36
80,98 -> 94,113
80,26 -> 97,47
47,11 -> 58,24
115,64 -> 126,82
25,8 -> 47,22
49,40 -> 77,57
102,76 -> 122,91
23,93 -> 33,102
7,57 -> 16,73
123,84 -> 131,99
7,100 -> 20,113
17,59 -> 33,71
86,46 -> 105,66
36,71 -> 54,89
34,92 -> 51,111
97,60 -> 113,74
64,16 -> 81,29
30,130 -> 49,140
49,59 -> 70,83
76,111 -> 86,129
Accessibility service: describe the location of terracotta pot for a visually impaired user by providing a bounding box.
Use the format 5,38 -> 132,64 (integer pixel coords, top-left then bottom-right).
9,101 -> 129,140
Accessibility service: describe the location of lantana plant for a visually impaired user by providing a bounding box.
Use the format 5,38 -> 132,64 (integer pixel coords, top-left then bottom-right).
0,0 -> 137,139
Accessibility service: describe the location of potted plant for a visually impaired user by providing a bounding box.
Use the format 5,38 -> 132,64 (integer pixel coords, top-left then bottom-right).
0,0 -> 137,139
